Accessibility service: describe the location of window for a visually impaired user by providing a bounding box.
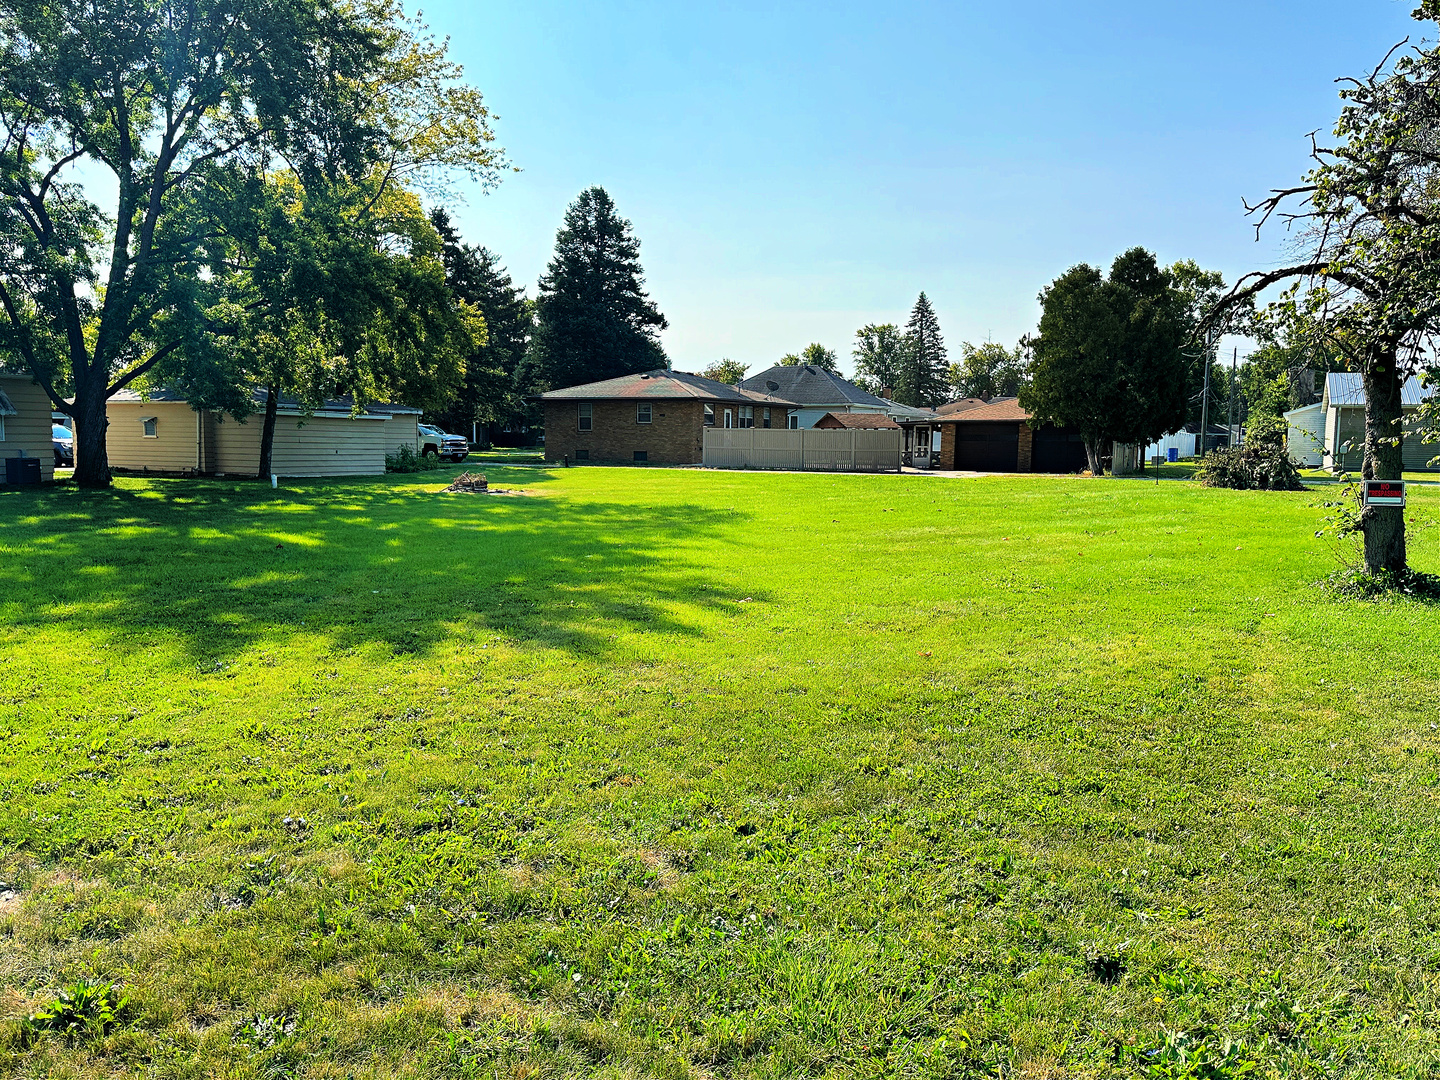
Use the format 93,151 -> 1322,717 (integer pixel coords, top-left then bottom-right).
142,417 -> 158,438
704,404 -> 715,426
723,409 -> 733,429
0,417 -> 5,441
739,406 -> 754,429
637,403 -> 652,424
574,449 -> 589,461
763,408 -> 771,429
578,403 -> 592,431
788,414 -> 799,430
633,450 -> 648,462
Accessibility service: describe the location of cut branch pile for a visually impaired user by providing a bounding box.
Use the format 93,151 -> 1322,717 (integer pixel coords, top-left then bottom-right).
443,472 -> 488,493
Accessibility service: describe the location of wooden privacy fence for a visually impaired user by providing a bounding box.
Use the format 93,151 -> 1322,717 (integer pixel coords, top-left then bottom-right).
703,428 -> 902,472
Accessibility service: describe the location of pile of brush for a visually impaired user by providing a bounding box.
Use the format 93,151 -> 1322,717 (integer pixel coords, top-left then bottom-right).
443,472 -> 488,493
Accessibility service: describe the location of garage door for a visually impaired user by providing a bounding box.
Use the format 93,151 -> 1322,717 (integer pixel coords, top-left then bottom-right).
1032,426 -> 1088,473
953,422 -> 1019,471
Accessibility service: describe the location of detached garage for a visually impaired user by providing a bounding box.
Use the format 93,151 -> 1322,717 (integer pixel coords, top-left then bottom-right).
898,398 -> 1088,473
106,389 -> 422,477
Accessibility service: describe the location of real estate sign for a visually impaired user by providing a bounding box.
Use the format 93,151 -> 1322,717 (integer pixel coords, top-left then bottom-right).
1362,480 -> 1406,507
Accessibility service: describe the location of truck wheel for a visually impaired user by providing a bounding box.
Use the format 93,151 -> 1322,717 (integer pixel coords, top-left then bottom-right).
423,447 -> 439,462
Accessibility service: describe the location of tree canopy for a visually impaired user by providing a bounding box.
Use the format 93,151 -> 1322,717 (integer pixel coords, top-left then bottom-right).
894,293 -> 947,408
780,344 -> 840,374
0,0 -> 504,486
521,187 -> 667,392
1021,248 -> 1189,474
949,341 -> 1026,400
851,324 -> 904,396
701,359 -> 748,385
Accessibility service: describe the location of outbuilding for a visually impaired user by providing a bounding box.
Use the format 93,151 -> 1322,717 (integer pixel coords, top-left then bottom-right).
0,373 -> 56,485
105,389 -> 422,477
895,398 -> 1088,472
1314,372 -> 1434,471
813,412 -> 899,430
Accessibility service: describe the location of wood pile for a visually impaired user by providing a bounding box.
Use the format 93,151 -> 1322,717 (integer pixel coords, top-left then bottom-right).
443,472 -> 488,493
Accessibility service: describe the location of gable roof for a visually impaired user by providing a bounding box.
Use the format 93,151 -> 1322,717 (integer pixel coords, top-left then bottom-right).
738,364 -> 890,407
540,369 -> 792,404
816,411 -> 899,429
935,398 -> 991,415
1323,372 -> 1429,408
899,397 -> 1029,423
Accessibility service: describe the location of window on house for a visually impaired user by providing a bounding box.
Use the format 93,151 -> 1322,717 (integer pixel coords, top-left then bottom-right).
739,406 -> 754,429
574,449 -> 589,461
0,417 -> 6,441
704,404 -> 715,426
763,408 -> 771,429
723,409 -> 733,429
142,417 -> 158,438
637,403 -> 652,424
788,414 -> 799,430
578,403 -> 592,431
633,450 -> 648,462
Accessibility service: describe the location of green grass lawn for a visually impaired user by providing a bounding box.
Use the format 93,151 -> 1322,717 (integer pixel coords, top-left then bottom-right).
2,467 -> 1440,1078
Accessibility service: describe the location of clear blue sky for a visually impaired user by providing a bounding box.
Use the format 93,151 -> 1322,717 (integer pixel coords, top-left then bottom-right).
433,0 -> 1422,378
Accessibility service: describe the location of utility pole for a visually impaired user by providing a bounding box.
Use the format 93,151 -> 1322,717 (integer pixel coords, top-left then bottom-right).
1198,351 -> 1211,459
1227,347 -> 1237,448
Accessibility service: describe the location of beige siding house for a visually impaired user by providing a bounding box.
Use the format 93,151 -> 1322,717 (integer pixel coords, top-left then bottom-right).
0,374 -> 56,484
106,390 -> 422,477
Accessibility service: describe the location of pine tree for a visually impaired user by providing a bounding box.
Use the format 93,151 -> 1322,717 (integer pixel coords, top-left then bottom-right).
522,187 -> 667,390
896,293 -> 948,407
429,208 -> 531,435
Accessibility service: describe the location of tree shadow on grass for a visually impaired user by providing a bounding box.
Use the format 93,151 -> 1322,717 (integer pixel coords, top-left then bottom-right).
0,473 -> 767,665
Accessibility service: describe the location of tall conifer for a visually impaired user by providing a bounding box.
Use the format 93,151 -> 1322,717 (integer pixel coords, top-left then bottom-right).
522,187 -> 667,390
896,292 -> 948,408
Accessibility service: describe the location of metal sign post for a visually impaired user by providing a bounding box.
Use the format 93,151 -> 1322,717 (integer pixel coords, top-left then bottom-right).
1362,480 -> 1406,507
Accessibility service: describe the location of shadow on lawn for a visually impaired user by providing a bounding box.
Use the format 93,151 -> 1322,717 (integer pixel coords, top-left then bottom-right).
0,473 -> 765,663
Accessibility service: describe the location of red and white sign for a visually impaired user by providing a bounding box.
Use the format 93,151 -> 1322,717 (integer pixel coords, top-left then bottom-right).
1363,480 -> 1406,507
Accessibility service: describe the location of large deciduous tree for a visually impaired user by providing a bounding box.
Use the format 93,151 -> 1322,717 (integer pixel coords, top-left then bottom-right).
0,0 -> 503,486
949,340 -> 1026,400
701,358 -> 748,385
1021,248 -> 1188,474
1212,3 -> 1440,574
521,187 -> 667,392
894,292 -> 948,408
851,323 -> 904,395
780,343 -> 840,374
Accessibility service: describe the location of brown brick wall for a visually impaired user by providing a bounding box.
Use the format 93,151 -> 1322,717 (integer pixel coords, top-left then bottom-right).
544,399 -> 709,464
1017,423 -> 1034,472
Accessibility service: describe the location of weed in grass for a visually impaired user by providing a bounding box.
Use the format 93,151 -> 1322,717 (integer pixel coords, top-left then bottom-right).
25,979 -> 128,1045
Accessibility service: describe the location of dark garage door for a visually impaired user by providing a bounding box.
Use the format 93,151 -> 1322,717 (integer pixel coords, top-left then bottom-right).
953,422 -> 1019,471
1032,426 -> 1088,473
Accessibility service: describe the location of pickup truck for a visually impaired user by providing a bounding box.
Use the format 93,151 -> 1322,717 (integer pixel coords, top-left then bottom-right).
418,423 -> 470,463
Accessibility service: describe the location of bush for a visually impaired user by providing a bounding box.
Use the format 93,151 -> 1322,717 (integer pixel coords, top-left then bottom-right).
384,445 -> 442,473
1196,444 -> 1305,491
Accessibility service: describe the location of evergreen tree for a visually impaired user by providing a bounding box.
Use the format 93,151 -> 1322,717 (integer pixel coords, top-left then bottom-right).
522,187 -> 667,391
895,293 -> 948,407
851,324 -> 904,395
429,208 -> 531,436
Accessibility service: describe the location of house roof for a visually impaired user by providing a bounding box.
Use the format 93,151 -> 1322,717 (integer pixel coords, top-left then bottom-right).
107,387 -> 421,417
817,411 -> 899,429
738,364 -> 891,407
899,397 -> 1030,424
0,388 -> 15,417
935,398 -> 991,415
540,368 -> 792,404
1323,372 -> 1429,408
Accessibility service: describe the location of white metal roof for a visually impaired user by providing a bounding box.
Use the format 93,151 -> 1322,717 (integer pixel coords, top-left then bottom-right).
1322,372 -> 1429,408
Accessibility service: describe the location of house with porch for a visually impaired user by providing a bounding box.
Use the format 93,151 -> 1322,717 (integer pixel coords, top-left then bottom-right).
893,398 -> 1089,472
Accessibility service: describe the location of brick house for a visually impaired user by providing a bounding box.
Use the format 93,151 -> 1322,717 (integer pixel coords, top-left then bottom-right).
895,398 -> 1088,472
540,370 -> 796,465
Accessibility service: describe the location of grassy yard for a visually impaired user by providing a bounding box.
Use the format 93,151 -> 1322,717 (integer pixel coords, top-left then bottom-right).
2,466 -> 1439,1078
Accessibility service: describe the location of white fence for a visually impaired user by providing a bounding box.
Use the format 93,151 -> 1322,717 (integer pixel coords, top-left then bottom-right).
703,428 -> 901,472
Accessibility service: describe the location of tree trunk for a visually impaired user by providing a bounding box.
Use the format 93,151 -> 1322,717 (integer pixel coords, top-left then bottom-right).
1361,358 -> 1406,574
258,384 -> 280,479
71,373 -> 112,489
1084,437 -> 1105,476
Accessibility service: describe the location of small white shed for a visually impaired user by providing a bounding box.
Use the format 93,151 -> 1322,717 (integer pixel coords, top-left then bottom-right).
1284,403 -> 1324,467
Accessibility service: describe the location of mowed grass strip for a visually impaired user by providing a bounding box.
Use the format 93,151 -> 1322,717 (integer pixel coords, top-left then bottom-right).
1,467 -> 1439,1078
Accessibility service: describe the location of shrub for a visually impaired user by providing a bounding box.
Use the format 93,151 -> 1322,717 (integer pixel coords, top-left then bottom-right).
1196,444 -> 1305,491
26,979 -> 128,1044
385,445 -> 442,473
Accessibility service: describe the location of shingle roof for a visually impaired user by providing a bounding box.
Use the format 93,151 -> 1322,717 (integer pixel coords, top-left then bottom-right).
899,397 -> 1029,423
816,411 -> 899,429
1323,372 -> 1429,408
540,369 -> 792,404
738,364 -> 890,407
935,398 -> 991,415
